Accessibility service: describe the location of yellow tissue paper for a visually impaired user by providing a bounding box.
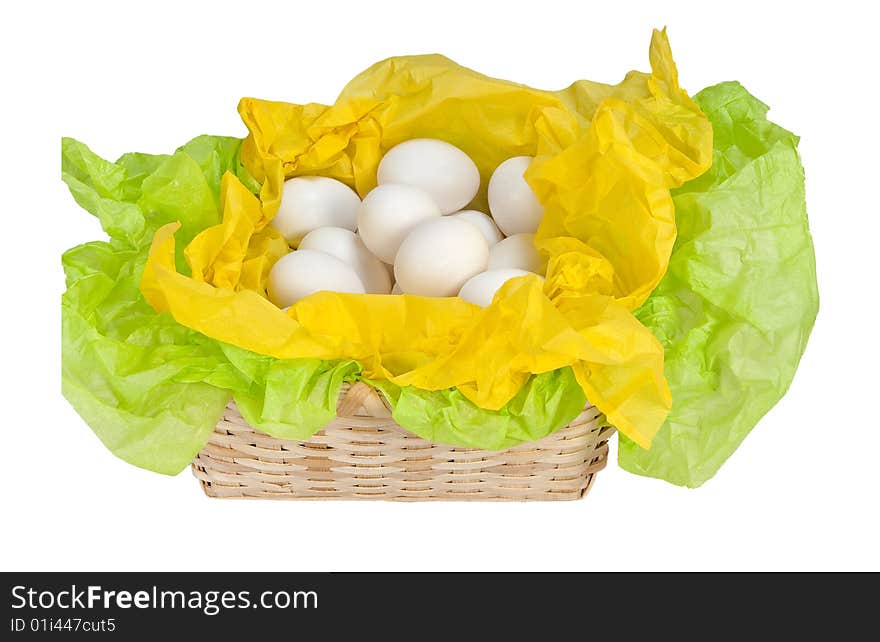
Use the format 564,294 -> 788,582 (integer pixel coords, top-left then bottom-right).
140,29 -> 712,449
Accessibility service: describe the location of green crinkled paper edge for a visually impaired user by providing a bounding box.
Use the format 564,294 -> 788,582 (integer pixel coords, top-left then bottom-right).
371,367 -> 588,451
622,82 -> 819,487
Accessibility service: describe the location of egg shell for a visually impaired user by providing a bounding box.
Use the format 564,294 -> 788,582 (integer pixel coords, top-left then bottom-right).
270,176 -> 361,246
358,184 -> 442,263
488,233 -> 543,273
458,269 -> 534,307
377,139 -> 480,215
299,227 -> 392,294
394,217 -> 489,297
488,156 -> 544,235
267,249 -> 365,308
450,210 -> 504,246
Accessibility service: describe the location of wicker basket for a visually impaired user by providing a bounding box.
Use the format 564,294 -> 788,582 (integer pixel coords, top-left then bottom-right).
192,382 -> 614,501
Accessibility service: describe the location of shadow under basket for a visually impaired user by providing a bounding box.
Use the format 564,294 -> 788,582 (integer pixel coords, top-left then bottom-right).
192,382 -> 614,501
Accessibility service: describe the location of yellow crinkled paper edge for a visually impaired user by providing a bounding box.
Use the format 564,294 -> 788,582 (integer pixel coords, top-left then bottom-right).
141,29 -> 712,449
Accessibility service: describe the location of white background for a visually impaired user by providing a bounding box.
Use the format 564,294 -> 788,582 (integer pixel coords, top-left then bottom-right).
2,0 -> 878,571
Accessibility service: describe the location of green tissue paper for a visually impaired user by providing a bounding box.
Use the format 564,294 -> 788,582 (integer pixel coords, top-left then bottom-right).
621,82 -> 819,487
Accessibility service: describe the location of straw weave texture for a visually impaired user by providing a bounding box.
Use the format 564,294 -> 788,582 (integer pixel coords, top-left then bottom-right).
193,382 -> 613,501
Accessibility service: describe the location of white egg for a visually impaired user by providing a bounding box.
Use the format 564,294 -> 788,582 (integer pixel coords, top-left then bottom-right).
458,269 -> 535,307
394,218 -> 489,297
449,210 -> 504,246
358,184 -> 442,263
488,233 -> 543,273
488,156 -> 544,235
391,282 -> 402,295
267,249 -> 365,308
377,139 -> 480,215
299,227 -> 391,294
270,176 -> 361,246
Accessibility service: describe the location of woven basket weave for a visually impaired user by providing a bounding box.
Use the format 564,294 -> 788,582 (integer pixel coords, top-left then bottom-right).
192,382 -> 614,501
